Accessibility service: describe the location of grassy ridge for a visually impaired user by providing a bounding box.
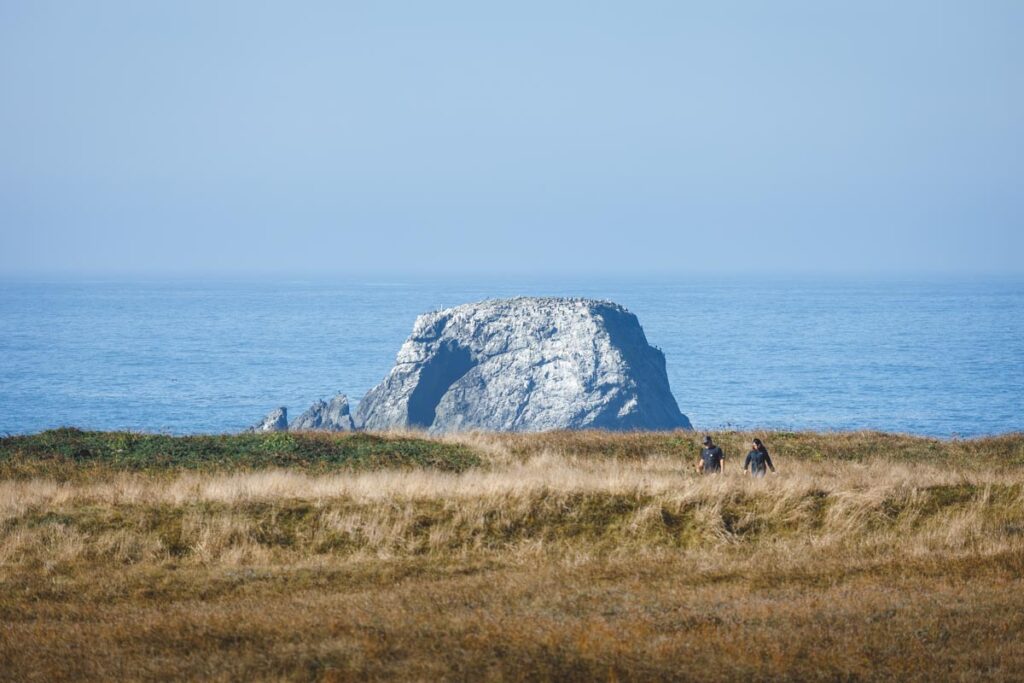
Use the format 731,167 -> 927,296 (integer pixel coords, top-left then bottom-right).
486,428 -> 1024,464
3,428 -> 1021,480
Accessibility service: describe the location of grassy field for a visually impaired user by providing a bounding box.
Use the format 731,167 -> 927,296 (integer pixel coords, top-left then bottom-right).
2,429 -> 1023,681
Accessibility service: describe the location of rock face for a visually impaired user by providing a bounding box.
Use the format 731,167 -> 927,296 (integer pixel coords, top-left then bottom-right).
289,394 -> 356,431
356,297 -> 692,433
249,407 -> 288,433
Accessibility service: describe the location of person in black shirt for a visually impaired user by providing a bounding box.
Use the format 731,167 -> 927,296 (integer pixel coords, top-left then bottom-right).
698,435 -> 725,474
743,438 -> 776,478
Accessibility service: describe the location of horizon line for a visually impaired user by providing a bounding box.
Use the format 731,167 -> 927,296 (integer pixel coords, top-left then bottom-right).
3,269 -> 1024,284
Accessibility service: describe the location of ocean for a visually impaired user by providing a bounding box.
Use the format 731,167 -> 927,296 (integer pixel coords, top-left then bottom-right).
1,277 -> 1021,437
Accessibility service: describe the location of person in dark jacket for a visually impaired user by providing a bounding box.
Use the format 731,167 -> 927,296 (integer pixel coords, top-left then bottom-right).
743,438 -> 776,477
698,435 -> 725,474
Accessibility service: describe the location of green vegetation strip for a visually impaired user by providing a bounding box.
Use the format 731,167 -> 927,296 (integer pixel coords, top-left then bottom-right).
0,428 -> 481,478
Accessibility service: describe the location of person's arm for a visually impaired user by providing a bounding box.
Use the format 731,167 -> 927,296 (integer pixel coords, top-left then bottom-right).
766,452 -> 776,472
743,452 -> 751,472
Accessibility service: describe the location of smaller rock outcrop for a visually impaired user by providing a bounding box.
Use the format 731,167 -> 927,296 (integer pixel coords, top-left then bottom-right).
249,407 -> 288,432
289,394 -> 356,431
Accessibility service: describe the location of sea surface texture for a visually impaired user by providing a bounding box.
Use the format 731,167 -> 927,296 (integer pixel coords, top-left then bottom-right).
1,278 -> 1021,437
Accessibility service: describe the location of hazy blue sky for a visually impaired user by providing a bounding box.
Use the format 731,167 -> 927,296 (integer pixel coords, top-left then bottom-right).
1,1 -> 1021,277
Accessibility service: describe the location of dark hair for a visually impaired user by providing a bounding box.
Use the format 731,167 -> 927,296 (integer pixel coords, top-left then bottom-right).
752,438 -> 768,455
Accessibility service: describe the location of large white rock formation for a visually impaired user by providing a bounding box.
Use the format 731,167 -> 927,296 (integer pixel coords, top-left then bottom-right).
355,297 -> 691,433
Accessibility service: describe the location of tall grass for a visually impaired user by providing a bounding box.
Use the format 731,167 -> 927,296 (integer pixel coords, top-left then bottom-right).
1,429 -> 1023,681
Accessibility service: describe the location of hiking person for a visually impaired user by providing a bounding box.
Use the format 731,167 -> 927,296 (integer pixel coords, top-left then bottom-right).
743,438 -> 776,478
698,435 -> 725,474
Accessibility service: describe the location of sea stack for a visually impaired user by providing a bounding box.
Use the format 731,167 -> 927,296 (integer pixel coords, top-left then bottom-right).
289,394 -> 356,431
248,407 -> 288,433
356,297 -> 692,433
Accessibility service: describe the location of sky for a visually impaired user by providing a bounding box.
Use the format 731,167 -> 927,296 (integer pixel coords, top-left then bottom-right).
0,1 -> 1022,278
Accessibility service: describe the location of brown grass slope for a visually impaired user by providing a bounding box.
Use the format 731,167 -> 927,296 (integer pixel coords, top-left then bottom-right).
1,429 -> 1023,681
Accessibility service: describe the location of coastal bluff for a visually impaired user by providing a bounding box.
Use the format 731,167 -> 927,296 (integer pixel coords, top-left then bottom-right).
355,297 -> 692,433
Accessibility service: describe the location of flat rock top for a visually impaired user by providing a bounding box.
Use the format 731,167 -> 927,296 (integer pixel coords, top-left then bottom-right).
413,297 -> 626,328
399,297 -> 647,360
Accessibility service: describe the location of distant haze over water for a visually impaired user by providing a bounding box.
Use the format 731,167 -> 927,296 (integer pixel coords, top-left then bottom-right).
1,277 -> 1021,437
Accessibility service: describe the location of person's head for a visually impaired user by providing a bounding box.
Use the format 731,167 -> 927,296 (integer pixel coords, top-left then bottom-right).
702,435 -> 713,447
752,438 -> 766,452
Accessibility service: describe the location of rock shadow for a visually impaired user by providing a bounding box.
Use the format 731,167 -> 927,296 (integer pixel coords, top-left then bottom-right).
407,340 -> 476,429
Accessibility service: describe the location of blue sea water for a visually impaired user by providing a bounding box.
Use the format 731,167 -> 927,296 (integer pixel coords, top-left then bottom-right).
0,277 -> 1021,437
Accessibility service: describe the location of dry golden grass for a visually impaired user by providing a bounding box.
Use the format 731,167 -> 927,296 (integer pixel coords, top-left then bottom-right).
1,430 -> 1023,681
